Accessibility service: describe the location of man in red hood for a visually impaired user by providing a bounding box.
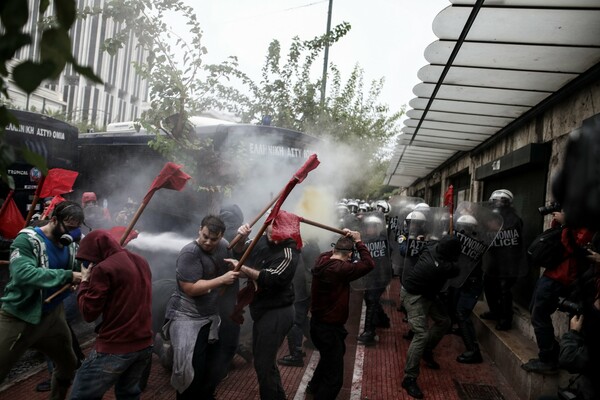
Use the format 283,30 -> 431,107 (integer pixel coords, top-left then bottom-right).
70,230 -> 153,400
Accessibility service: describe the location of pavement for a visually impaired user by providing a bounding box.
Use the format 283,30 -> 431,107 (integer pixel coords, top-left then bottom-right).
0,277 -> 521,400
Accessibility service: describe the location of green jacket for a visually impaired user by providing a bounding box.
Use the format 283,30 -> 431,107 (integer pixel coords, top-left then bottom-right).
1,227 -> 79,324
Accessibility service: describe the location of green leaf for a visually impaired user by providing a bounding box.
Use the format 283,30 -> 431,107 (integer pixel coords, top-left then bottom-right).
0,0 -> 29,30
40,28 -> 71,77
54,0 -> 77,28
72,63 -> 103,84
12,61 -> 54,93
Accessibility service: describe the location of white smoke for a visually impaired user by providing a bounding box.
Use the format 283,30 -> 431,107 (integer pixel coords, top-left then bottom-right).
128,231 -> 192,253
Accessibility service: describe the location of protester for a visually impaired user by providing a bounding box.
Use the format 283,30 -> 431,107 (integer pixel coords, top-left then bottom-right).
115,198 -> 138,226
164,216 -> 239,400
81,192 -> 111,232
278,239 -> 320,367
69,229 -> 152,399
228,222 -> 300,400
481,189 -> 526,331
400,235 -> 461,399
522,209 -> 593,375
218,204 -> 252,365
307,230 -> 375,399
0,200 -> 83,399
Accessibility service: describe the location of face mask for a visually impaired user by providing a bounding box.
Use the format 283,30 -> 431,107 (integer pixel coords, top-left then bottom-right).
59,227 -> 82,246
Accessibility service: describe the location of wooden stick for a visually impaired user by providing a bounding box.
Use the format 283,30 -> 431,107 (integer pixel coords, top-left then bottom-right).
119,201 -> 148,246
45,282 -> 71,303
227,190 -> 283,250
299,217 -> 346,235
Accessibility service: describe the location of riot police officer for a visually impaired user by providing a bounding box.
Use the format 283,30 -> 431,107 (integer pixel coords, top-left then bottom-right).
481,189 -> 526,331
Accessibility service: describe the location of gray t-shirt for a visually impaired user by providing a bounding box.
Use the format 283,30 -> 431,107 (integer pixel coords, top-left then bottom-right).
166,239 -> 231,319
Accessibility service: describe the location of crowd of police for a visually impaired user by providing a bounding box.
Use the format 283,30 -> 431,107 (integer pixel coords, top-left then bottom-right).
335,190 -> 600,400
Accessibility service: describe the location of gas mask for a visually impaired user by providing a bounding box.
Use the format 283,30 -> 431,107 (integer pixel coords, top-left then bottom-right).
59,223 -> 82,246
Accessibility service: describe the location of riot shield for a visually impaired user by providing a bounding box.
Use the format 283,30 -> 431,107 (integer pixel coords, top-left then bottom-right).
387,196 -> 424,276
401,207 -> 451,276
351,211 -> 393,291
446,202 -> 504,288
482,204 -> 528,278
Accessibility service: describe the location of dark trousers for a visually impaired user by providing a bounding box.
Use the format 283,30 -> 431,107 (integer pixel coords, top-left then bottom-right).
253,305 -> 294,400
177,323 -> 222,400
454,276 -> 483,352
309,319 -> 347,400
483,275 -> 516,323
287,298 -> 310,355
529,276 -> 566,363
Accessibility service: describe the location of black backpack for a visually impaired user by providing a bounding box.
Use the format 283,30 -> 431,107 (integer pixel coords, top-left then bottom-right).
527,226 -> 565,269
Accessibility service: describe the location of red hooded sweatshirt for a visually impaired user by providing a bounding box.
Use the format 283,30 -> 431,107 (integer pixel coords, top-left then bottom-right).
76,230 -> 152,354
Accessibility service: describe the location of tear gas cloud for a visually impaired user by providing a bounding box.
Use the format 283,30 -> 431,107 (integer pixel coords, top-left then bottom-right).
76,126 -> 364,276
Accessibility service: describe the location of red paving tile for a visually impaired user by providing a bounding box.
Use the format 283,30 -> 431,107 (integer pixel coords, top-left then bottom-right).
1,277 -> 520,400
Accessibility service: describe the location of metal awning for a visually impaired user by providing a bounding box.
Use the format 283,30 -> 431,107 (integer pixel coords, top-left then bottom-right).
385,0 -> 600,188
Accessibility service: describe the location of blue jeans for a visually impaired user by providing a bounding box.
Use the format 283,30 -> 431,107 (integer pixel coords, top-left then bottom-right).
70,347 -> 152,400
529,275 -> 566,363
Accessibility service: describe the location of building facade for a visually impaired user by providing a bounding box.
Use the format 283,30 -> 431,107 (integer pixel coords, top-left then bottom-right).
9,0 -> 149,128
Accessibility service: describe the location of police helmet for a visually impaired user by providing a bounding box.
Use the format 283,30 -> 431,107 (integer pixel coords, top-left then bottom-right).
489,189 -> 513,207
414,203 -> 430,211
456,214 -> 478,235
456,214 -> 477,226
358,203 -> 370,213
347,200 -> 359,214
406,211 -> 426,221
375,200 -> 390,214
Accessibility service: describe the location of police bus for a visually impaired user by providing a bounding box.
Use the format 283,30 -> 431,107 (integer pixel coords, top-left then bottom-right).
2,110 -> 79,216
76,116 -> 322,234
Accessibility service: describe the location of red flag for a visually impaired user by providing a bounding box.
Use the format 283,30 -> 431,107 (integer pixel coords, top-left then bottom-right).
143,162 -> 191,203
270,210 -> 303,249
443,185 -> 454,210
0,191 -> 26,239
41,195 -> 66,219
266,154 -> 320,224
108,226 -> 139,246
39,168 -> 79,198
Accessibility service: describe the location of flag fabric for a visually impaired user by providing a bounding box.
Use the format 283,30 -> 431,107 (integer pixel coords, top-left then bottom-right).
265,154 -> 320,224
270,210 -> 303,249
0,191 -> 26,239
41,195 -> 66,219
39,168 -> 79,198
108,226 -> 139,246
293,153 -> 320,183
143,162 -> 191,203
443,185 -> 454,210
230,283 -> 256,325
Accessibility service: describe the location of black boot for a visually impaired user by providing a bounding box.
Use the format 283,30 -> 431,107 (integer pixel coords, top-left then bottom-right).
358,304 -> 377,345
457,319 -> 482,364
457,350 -> 483,364
401,377 -> 424,399
277,354 -> 304,367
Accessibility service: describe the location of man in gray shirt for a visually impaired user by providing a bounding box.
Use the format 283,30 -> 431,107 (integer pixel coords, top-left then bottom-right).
165,215 -> 239,400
